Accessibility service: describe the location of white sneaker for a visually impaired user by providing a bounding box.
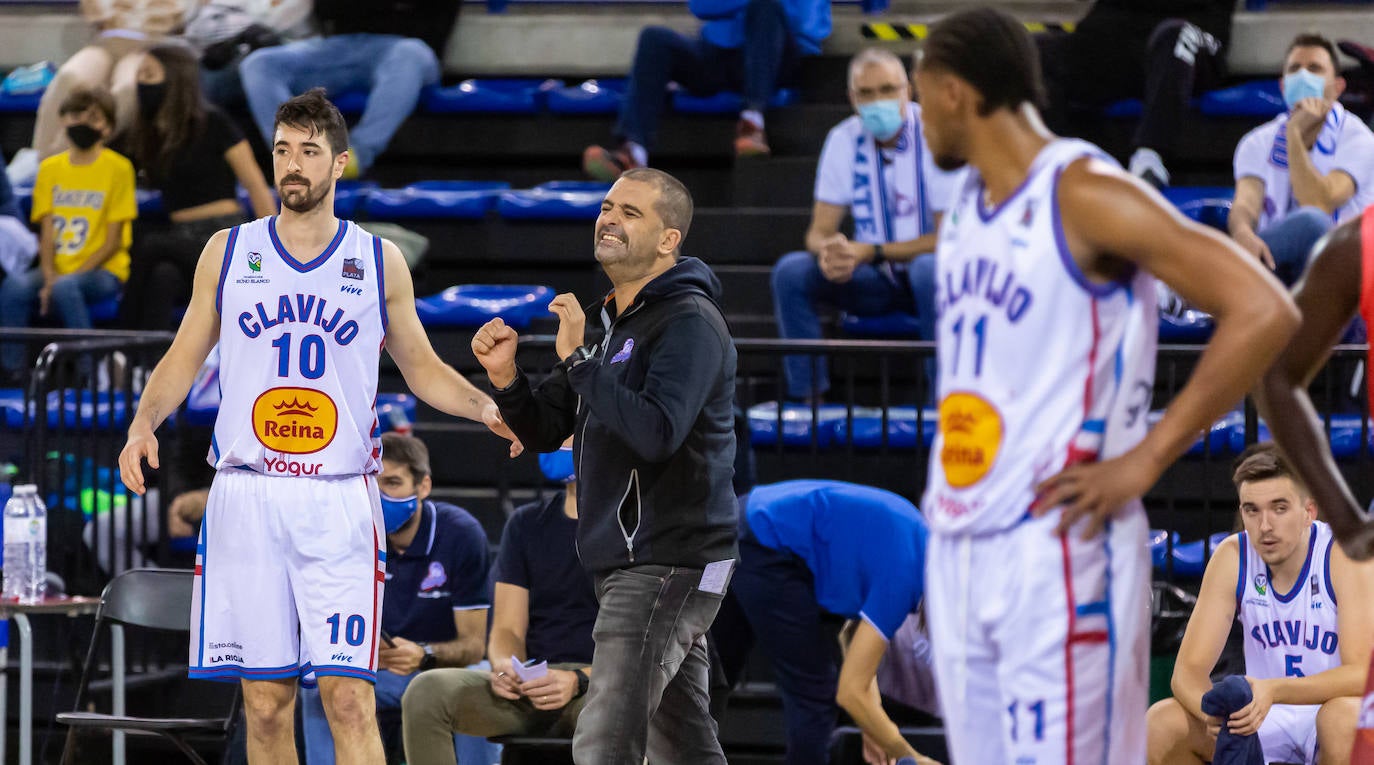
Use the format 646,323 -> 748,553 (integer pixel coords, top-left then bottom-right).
5,148 -> 37,187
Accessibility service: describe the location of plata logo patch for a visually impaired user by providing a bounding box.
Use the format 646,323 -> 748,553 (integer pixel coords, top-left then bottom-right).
1254,574 -> 1268,596
610,338 -> 635,364
341,257 -> 365,281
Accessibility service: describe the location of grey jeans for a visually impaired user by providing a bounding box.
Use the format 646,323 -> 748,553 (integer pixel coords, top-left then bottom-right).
572,564 -> 729,765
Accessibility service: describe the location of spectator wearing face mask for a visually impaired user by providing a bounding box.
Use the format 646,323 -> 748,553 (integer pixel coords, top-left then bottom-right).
0,86 -> 136,383
769,48 -> 961,402
297,432 -> 500,765
119,42 -> 275,331
1229,33 -> 1374,286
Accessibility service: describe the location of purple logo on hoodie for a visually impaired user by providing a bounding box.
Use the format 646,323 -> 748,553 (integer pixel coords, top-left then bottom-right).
611,338 -> 634,364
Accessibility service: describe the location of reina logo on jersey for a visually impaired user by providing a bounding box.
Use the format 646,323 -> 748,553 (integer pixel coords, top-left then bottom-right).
252,387 -> 338,454
937,391 -> 1004,488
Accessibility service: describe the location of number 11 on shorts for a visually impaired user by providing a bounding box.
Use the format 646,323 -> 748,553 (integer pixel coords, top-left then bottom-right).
327,612 -> 367,647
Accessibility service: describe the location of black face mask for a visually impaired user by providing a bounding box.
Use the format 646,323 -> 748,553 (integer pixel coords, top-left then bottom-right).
137,83 -> 166,119
65,124 -> 102,150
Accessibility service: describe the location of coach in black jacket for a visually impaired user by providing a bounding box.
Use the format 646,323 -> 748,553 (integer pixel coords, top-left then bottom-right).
472,167 -> 738,765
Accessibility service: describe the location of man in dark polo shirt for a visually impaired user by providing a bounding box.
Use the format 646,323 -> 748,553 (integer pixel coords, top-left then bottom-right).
300,432 -> 498,764
401,442 -> 599,765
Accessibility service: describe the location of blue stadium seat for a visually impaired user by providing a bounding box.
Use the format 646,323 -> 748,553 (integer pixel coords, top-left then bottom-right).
1162,186 -> 1234,209
747,401 -> 848,448
377,392 -> 417,433
831,405 -> 939,449
365,181 -> 509,220
1171,532 -> 1232,577
1149,409 -> 1240,457
1149,529 -> 1179,570
136,189 -> 164,218
497,181 -> 610,221
1230,414 -> 1373,458
1175,197 -> 1232,233
414,284 -> 554,329
1159,310 -> 1214,343
0,91 -> 41,113
672,88 -> 799,114
548,79 -> 627,115
1103,99 -> 1143,119
422,79 -> 562,114
331,89 -> 373,115
88,295 -> 121,324
32,390 -> 134,430
839,312 -> 923,339
0,387 -> 25,430
1199,80 -> 1285,118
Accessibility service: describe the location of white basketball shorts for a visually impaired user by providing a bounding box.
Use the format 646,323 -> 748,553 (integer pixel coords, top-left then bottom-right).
926,506 -> 1152,765
1259,704 -> 1319,765
188,469 -> 384,684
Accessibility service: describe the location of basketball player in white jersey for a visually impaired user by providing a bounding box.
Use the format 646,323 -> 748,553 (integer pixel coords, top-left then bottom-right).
1147,444 -> 1374,764
117,89 -> 519,765
913,8 -> 1299,764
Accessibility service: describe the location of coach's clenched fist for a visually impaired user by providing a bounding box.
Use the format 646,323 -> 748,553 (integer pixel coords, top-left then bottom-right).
471,318 -> 519,389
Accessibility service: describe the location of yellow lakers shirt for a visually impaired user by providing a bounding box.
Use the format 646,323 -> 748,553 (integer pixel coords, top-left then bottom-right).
30,149 -> 136,281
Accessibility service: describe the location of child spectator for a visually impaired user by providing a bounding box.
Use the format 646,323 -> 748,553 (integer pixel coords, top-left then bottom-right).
0,87 -> 136,381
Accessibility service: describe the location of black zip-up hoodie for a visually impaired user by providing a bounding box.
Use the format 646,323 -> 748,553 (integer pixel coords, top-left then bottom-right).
492,257 -> 739,574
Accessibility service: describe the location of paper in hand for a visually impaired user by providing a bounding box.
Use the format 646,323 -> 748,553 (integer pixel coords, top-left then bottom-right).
511,655 -> 548,681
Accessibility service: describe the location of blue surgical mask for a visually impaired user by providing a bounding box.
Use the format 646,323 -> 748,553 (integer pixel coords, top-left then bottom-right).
380,494 -> 419,533
539,447 -> 575,484
1283,69 -> 1327,111
857,99 -> 905,142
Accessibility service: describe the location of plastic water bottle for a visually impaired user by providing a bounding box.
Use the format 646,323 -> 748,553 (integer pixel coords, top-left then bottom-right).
3,485 -> 46,603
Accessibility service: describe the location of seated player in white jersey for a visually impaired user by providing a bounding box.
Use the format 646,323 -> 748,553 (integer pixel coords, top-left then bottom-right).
1147,443 -> 1374,765
913,8 -> 1298,765
117,88 -> 520,765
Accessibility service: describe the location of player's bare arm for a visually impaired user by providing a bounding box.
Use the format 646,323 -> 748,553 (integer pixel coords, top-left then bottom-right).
379,238 -> 522,456
1254,219 -> 1374,558
119,229 -> 230,494
1036,159 -> 1300,536
1172,537 -> 1241,726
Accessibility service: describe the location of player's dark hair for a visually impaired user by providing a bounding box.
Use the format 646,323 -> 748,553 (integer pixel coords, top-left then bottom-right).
1231,442 -> 1298,490
920,6 -> 1045,116
1286,33 -> 1341,73
59,86 -> 116,126
381,432 -> 431,484
273,87 -> 349,156
621,167 -> 694,246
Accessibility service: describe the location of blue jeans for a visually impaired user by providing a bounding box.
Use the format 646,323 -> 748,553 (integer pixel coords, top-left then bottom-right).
0,267 -> 121,372
572,565 -> 729,765
239,34 -> 440,170
300,667 -> 500,765
617,0 -> 797,147
1259,206 -> 1334,287
771,250 -> 936,399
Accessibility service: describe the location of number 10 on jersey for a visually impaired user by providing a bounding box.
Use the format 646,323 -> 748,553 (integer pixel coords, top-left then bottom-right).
272,333 -> 327,380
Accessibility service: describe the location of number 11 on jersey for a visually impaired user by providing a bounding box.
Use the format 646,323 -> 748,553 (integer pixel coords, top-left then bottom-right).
950,313 -> 989,377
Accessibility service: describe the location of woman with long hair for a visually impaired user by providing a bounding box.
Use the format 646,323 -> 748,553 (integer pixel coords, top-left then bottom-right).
121,42 -> 275,330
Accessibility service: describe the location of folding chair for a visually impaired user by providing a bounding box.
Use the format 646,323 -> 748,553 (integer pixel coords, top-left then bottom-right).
57,568 -> 238,765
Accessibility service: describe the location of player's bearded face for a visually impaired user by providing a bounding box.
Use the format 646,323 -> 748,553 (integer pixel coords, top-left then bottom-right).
277,170 -> 330,213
